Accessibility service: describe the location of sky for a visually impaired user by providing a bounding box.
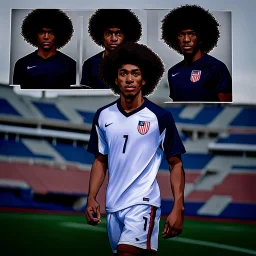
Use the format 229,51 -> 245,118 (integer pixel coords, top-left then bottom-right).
0,0 -> 255,104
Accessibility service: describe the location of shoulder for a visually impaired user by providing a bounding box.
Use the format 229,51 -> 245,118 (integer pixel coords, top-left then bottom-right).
168,60 -> 184,75
93,99 -> 119,124
56,51 -> 76,64
146,99 -> 174,120
203,54 -> 229,70
15,51 -> 36,65
84,52 -> 103,63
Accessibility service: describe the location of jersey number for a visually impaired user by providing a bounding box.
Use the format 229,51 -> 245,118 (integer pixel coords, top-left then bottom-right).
143,217 -> 148,231
122,135 -> 128,153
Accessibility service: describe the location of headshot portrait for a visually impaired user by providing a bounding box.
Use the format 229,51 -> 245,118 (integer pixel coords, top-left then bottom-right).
160,5 -> 232,102
80,9 -> 143,89
11,9 -> 77,89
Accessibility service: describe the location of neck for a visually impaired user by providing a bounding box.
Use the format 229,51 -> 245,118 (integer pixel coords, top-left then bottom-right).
103,49 -> 110,58
184,49 -> 204,65
37,47 -> 57,59
120,91 -> 144,113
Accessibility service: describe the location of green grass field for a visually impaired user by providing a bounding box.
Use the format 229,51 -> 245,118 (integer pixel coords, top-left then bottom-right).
1,212 -> 256,255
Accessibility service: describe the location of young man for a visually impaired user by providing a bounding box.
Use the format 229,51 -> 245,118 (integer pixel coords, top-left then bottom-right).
161,5 -> 232,102
13,9 -> 76,89
85,43 -> 186,255
80,9 -> 142,89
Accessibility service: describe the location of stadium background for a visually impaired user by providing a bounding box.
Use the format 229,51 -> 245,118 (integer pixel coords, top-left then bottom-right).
1,0 -> 256,255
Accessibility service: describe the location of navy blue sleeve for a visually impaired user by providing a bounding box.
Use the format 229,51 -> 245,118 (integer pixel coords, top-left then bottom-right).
167,68 -> 175,100
13,60 -> 23,85
215,62 -> 232,94
87,110 -> 108,155
162,111 -> 186,160
80,59 -> 92,88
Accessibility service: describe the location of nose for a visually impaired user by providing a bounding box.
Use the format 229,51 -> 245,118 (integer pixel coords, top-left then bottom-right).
183,33 -> 190,43
43,32 -> 49,40
110,33 -> 118,42
126,74 -> 133,83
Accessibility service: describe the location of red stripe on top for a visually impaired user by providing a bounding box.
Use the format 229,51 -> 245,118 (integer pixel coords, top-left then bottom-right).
146,206 -> 157,250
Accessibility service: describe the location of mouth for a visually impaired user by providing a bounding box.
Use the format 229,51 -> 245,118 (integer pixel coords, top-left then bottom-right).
124,86 -> 136,91
182,46 -> 192,50
110,44 -> 118,48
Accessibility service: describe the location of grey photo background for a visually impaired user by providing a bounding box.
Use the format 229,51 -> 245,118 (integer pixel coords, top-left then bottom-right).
0,0 -> 255,103
80,9 -> 147,83
9,9 -> 80,85
147,10 -> 232,91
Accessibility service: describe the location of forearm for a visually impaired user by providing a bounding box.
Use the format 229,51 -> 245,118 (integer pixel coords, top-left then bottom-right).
88,155 -> 107,199
169,161 -> 185,210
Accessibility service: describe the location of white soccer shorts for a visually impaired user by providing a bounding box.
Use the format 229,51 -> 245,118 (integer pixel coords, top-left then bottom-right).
106,204 -> 161,254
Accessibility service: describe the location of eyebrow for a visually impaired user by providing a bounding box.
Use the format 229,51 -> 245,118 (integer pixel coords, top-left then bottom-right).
119,68 -> 141,72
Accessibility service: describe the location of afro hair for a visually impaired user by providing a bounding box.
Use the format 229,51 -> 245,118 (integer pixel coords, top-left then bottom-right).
161,5 -> 220,54
99,42 -> 164,96
21,9 -> 74,49
88,9 -> 142,47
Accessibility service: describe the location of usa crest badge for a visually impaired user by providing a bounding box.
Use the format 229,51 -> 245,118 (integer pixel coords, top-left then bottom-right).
137,121 -> 150,135
190,70 -> 201,82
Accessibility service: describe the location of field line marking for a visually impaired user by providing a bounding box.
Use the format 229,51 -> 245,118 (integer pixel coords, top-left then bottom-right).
60,222 -> 106,232
60,222 -> 256,255
172,237 -> 256,255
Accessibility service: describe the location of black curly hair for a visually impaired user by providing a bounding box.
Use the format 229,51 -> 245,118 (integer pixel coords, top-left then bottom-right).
88,9 -> 142,47
21,9 -> 74,49
161,5 -> 220,54
99,42 -> 164,96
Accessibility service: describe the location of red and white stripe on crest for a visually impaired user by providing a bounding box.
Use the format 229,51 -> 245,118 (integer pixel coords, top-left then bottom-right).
190,70 -> 201,82
137,121 -> 150,135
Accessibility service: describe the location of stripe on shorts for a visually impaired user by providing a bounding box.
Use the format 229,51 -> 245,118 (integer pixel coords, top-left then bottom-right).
146,206 -> 157,250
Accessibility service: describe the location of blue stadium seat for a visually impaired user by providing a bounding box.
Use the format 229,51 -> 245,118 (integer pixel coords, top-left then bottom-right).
230,109 -> 256,127
32,102 -> 68,121
0,138 -> 52,159
76,110 -> 95,124
52,143 -> 94,164
160,153 -> 213,170
166,106 -> 223,125
0,98 -> 21,116
217,134 -> 256,145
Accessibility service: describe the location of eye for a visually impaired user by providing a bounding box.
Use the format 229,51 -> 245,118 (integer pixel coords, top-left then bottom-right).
119,71 -> 126,77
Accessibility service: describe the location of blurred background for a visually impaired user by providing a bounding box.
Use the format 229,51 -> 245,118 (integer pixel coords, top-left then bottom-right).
0,0 -> 256,255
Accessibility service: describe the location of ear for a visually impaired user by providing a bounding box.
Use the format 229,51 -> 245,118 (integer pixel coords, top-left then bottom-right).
115,78 -> 118,85
142,80 -> 146,86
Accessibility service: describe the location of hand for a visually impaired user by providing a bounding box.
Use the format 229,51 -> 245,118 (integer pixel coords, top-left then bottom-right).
85,197 -> 101,225
162,208 -> 184,239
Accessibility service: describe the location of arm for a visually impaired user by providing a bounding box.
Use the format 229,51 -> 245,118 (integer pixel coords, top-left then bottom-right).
218,92 -> 232,102
162,155 -> 185,238
85,153 -> 108,225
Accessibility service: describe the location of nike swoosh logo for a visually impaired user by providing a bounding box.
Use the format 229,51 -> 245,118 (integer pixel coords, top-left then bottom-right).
27,65 -> 37,69
172,73 -> 179,77
105,122 -> 113,127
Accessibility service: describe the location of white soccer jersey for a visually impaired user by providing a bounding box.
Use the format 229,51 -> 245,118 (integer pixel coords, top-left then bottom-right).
87,98 -> 185,212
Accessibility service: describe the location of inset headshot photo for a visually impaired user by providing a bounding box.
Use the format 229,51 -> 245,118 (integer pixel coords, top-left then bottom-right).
147,5 -> 232,103
10,9 -> 79,89
80,9 -> 147,89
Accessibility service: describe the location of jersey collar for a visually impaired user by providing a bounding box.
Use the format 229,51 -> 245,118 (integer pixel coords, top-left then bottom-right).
117,97 -> 149,117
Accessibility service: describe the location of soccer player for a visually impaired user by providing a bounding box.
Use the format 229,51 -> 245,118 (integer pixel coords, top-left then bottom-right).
13,9 -> 76,89
80,9 -> 142,89
161,5 -> 232,102
85,43 -> 186,255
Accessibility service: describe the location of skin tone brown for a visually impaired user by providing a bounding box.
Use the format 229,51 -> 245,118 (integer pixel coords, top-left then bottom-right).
85,64 -> 185,255
177,28 -> 232,102
103,27 -> 125,56
37,28 -> 57,59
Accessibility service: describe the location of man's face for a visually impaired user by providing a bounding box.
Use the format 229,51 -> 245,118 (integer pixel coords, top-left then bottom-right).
37,28 -> 56,51
103,28 -> 125,52
177,29 -> 199,55
116,64 -> 146,98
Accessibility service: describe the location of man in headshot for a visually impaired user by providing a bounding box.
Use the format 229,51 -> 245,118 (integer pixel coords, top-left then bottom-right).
161,5 -> 232,102
85,43 -> 186,255
13,9 -> 76,89
80,9 -> 142,89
